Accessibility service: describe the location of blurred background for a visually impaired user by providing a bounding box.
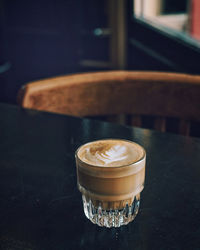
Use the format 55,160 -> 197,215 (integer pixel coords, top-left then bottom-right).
0,0 -> 200,104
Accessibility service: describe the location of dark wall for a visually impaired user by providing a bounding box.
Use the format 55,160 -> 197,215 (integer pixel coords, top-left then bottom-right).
0,0 -> 112,104
0,0 -> 82,103
80,0 -> 109,62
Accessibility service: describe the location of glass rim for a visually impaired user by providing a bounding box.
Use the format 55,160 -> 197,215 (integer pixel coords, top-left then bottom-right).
75,138 -> 146,169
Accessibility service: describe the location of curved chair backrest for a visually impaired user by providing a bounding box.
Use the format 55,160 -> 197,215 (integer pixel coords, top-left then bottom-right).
18,71 -> 200,136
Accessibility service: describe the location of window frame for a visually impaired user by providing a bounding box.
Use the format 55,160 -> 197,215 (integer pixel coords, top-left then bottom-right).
127,0 -> 200,74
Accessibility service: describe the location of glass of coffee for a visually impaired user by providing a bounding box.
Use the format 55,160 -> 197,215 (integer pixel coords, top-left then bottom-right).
75,139 -> 146,228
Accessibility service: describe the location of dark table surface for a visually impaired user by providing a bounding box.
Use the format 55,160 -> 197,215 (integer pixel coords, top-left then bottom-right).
0,103 -> 200,250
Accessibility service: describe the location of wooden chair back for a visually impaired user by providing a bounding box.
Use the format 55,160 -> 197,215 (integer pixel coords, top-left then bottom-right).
18,71 -> 200,136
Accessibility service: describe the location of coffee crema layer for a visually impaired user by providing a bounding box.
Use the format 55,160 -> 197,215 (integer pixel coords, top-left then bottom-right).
77,139 -> 144,167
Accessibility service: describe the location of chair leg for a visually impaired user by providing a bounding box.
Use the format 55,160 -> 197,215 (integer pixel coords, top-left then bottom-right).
154,117 -> 166,132
130,115 -> 142,127
179,120 -> 190,136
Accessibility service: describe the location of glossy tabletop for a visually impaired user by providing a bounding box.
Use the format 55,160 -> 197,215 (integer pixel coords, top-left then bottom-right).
0,103 -> 200,250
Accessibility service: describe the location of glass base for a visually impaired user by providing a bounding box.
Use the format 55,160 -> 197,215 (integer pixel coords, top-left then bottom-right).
82,194 -> 140,228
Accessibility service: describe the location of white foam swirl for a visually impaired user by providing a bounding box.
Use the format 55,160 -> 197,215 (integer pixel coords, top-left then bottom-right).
85,144 -> 129,165
78,139 -> 143,167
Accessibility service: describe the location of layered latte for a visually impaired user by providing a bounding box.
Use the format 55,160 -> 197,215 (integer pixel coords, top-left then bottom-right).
75,139 -> 146,227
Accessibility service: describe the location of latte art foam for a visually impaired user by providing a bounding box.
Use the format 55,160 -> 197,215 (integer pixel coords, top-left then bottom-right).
78,139 -> 144,167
